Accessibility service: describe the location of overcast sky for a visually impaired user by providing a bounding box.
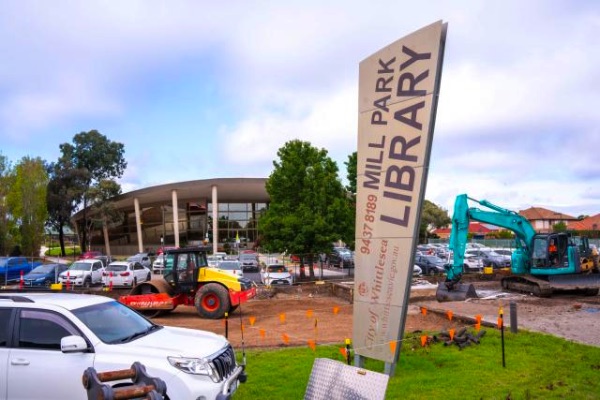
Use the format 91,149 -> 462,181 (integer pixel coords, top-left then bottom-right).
1,1 -> 599,217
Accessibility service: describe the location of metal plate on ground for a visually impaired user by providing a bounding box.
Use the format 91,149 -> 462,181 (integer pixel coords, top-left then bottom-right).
304,358 -> 389,400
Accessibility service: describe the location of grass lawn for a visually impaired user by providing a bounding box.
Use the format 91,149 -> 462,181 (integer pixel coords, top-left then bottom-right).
234,329 -> 600,399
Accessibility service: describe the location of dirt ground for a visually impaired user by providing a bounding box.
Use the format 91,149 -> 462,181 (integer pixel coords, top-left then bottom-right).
151,277 -> 600,348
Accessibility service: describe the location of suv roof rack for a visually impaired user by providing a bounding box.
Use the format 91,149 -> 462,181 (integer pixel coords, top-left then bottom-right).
0,295 -> 34,303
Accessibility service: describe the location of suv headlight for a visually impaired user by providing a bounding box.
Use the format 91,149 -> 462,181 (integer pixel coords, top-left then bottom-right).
168,356 -> 219,381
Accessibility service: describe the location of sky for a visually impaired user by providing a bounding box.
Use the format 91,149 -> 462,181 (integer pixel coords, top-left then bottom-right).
1,1 -> 599,217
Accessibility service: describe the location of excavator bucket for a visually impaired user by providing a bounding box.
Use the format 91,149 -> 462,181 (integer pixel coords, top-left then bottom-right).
435,282 -> 478,302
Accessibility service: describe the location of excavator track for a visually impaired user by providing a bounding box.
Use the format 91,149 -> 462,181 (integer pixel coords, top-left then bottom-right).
501,273 -> 600,297
500,275 -> 553,297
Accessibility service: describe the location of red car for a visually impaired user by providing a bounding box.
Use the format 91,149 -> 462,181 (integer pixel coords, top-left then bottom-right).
156,246 -> 178,255
80,251 -> 103,259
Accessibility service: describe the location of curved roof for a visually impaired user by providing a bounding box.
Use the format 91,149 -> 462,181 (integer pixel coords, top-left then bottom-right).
73,178 -> 269,219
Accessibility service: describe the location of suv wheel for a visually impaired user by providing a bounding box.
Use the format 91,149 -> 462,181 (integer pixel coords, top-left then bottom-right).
83,277 -> 92,288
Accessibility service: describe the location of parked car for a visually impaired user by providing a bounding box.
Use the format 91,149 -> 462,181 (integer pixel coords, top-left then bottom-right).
127,252 -> 153,269
463,255 -> 483,272
207,255 -> 223,268
239,253 -> 259,272
481,250 -> 511,269
58,259 -> 105,287
0,292 -> 245,399
217,260 -> 244,278
23,263 -> 69,287
328,247 -> 354,268
261,264 -> 294,286
80,251 -> 103,259
414,255 -> 446,275
103,261 -> 152,287
152,254 -> 165,274
413,265 -> 423,276
0,257 -> 42,283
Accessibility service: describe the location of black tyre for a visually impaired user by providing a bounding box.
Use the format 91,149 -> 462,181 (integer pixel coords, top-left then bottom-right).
146,273 -> 151,281
83,277 -> 92,288
195,283 -> 230,319
428,267 -> 436,276
133,277 -> 138,287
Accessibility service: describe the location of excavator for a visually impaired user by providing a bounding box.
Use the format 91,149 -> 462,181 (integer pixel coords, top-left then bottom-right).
436,194 -> 600,302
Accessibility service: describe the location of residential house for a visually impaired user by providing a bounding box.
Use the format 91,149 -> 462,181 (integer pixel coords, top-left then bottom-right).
518,207 -> 577,233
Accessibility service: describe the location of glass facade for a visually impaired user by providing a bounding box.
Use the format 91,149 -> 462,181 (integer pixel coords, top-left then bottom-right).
90,201 -> 268,250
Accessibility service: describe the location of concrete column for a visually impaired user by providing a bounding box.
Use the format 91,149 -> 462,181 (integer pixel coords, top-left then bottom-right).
134,197 -> 143,253
212,185 -> 218,255
172,190 -> 180,248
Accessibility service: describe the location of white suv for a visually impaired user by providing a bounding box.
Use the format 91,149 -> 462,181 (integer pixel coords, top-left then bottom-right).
58,259 -> 105,287
0,292 -> 245,399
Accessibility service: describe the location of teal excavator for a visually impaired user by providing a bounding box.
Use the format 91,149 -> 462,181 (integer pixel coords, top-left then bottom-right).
436,194 -> 600,302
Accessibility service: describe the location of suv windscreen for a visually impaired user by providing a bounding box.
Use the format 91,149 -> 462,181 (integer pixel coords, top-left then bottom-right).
69,262 -> 91,271
73,301 -> 161,344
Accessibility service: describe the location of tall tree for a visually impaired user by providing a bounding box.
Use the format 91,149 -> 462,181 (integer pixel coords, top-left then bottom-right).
0,154 -> 15,255
46,163 -> 89,256
5,157 -> 49,257
259,140 -> 354,279
345,151 -> 357,195
86,179 -> 123,257
419,200 -> 451,243
59,130 -> 127,251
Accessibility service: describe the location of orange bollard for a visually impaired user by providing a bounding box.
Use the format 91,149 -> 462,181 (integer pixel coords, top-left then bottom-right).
449,328 -> 455,341
249,316 -> 256,326
389,341 -> 397,354
420,335 -> 428,347
308,339 -> 316,351
446,310 -> 453,321
279,313 -> 286,324
421,307 -> 427,316
19,270 -> 24,290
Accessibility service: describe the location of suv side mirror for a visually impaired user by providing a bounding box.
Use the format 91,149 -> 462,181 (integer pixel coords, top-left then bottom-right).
61,335 -> 89,353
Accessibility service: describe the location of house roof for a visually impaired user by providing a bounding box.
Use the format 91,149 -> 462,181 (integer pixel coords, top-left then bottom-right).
434,222 -> 498,235
518,207 -> 577,221
568,213 -> 600,230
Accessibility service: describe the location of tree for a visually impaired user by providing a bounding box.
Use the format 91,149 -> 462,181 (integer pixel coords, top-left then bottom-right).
0,154 -> 15,255
419,200 -> 451,243
552,221 -> 567,232
5,157 -> 48,257
46,164 -> 89,256
344,151 -> 357,195
59,130 -> 127,251
86,179 -> 123,257
259,140 -> 354,279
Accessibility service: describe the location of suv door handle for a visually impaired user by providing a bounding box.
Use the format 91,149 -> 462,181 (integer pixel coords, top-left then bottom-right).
11,358 -> 30,366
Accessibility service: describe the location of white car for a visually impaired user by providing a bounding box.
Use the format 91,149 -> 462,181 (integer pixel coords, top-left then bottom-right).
102,261 -> 152,287
261,264 -> 294,286
0,292 -> 245,399
126,253 -> 152,269
207,255 -> 224,268
413,265 -> 422,276
216,260 -> 243,278
58,259 -> 104,287
152,254 -> 165,274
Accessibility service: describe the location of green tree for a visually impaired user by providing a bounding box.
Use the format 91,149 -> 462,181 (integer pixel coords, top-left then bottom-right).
86,179 -> 123,257
5,157 -> 48,257
345,151 -> 357,195
0,154 -> 15,255
259,140 -> 353,279
59,130 -> 127,251
553,221 -> 567,232
419,200 -> 451,243
46,164 -> 89,256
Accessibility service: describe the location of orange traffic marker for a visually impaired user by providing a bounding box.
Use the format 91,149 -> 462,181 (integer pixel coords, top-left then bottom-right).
249,316 -> 256,326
